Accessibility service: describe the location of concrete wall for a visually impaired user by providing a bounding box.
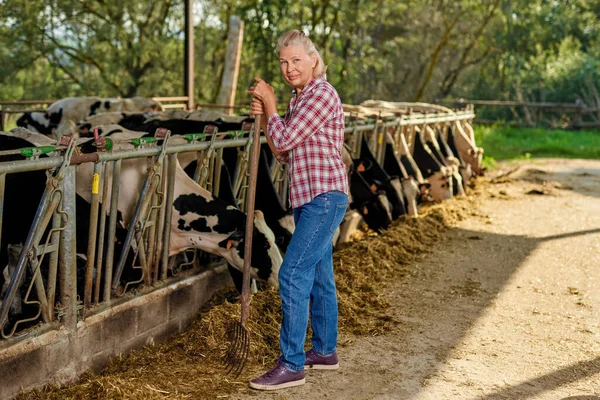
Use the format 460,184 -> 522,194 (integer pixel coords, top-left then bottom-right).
0,265 -> 230,400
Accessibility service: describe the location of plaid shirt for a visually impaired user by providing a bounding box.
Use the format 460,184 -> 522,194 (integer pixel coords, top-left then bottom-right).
267,76 -> 348,208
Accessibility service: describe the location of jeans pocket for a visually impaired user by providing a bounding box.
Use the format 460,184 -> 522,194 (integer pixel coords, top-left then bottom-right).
329,204 -> 347,233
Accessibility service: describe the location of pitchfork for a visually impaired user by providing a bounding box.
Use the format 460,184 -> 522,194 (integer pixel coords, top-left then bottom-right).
223,114 -> 262,377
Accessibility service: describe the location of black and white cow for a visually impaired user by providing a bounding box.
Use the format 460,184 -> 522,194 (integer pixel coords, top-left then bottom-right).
354,136 -> 407,219
411,128 -> 453,201
453,121 -> 485,176
437,127 -> 473,186
0,131 -> 137,329
383,137 -> 421,217
16,97 -> 162,138
75,129 -> 283,288
77,110 -> 252,138
423,126 -> 465,197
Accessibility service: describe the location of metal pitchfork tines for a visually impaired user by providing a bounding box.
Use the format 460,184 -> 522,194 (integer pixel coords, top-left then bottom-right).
223,115 -> 261,378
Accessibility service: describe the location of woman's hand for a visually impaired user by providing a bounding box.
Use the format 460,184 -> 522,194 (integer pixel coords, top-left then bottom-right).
246,76 -> 275,103
247,76 -> 278,117
250,98 -> 265,116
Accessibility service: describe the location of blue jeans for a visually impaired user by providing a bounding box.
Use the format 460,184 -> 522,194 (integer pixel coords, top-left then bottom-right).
279,190 -> 348,371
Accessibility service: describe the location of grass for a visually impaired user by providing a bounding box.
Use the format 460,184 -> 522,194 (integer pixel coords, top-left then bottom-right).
473,125 -> 600,169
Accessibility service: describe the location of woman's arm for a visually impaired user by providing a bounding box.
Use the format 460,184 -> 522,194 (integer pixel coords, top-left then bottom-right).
250,96 -> 289,164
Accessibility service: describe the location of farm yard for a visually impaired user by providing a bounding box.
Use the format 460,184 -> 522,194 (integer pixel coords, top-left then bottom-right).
13,157 -> 600,399
1,0 -> 599,399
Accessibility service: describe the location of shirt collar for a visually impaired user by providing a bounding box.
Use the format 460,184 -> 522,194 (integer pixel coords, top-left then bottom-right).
292,76 -> 326,96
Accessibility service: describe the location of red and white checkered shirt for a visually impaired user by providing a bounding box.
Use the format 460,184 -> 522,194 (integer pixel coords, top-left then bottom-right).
267,76 -> 348,209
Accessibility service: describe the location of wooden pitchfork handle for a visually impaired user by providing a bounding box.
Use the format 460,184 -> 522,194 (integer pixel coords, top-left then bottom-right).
240,114 -> 261,324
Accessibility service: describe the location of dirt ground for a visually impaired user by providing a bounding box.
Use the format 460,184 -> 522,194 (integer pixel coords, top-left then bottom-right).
235,158 -> 600,400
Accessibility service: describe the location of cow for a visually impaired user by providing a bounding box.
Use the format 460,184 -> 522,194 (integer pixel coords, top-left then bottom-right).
0,131 -> 137,331
75,129 -> 283,288
453,121 -> 485,176
353,136 -> 407,219
16,97 -> 162,138
382,136 -> 421,217
77,110 -> 252,138
423,126 -> 465,196
396,132 -> 433,204
437,126 -> 473,186
411,127 -> 453,201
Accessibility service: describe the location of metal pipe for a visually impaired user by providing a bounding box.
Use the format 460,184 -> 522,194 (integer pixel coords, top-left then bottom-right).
0,113 -> 476,175
103,160 -> 122,302
94,162 -> 109,304
46,209 -> 61,320
161,154 -> 177,281
59,166 -> 78,331
0,174 -> 5,252
84,163 -> 101,309
153,160 -> 168,283
213,148 -> 223,197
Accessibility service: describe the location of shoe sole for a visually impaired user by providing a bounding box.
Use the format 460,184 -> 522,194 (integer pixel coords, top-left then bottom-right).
304,363 -> 339,370
249,378 -> 306,391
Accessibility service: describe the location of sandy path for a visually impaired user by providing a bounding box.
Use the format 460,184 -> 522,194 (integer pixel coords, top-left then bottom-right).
235,159 -> 600,400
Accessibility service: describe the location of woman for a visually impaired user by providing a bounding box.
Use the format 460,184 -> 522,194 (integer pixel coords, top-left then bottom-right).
246,29 -> 348,391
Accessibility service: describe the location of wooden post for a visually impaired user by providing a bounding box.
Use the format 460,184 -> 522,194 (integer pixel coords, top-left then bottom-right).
217,16 -> 244,115
184,0 -> 195,110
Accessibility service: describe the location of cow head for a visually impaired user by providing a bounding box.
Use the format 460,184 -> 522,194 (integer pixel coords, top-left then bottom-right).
454,122 -> 485,176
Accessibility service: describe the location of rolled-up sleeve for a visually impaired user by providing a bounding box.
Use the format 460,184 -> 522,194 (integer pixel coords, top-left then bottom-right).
266,86 -> 335,153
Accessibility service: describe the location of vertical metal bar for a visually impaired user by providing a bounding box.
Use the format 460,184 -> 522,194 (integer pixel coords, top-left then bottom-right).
0,174 -> 5,251
184,0 -> 194,110
46,209 -> 61,319
145,187 -> 158,285
161,154 -> 177,281
59,166 -> 78,331
153,160 -> 168,283
84,163 -> 101,309
94,162 -> 109,304
213,148 -> 223,197
103,159 -> 121,302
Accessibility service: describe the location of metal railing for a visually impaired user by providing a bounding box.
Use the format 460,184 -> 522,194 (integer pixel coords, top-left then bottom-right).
0,106 -> 474,340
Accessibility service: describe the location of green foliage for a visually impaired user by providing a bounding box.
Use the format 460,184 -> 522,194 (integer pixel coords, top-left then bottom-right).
0,0 -> 598,109
473,124 -> 600,162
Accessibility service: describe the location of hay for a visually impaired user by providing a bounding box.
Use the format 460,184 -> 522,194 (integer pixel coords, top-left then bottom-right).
17,185 -> 481,400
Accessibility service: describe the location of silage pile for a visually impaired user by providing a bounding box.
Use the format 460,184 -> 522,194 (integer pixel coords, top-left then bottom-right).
18,183 -> 486,400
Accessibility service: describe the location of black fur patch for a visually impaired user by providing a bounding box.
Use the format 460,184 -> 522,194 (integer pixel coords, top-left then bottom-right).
89,101 -> 102,116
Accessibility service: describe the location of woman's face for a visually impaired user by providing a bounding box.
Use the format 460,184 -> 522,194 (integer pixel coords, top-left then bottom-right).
279,45 -> 316,90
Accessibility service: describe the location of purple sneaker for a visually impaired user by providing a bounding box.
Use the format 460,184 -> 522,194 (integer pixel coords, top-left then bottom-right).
249,357 -> 305,390
304,348 -> 339,370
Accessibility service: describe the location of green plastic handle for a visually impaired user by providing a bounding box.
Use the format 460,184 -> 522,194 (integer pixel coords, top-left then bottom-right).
183,133 -> 207,142
20,146 -> 56,158
130,137 -> 157,146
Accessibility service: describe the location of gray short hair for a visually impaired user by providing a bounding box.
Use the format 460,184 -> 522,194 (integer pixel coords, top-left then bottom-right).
277,30 -> 326,78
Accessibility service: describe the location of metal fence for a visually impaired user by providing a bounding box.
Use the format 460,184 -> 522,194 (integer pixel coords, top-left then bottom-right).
0,107 -> 475,341
437,99 -> 600,129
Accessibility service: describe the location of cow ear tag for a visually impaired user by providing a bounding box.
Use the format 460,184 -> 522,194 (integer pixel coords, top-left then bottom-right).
226,239 -> 234,249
